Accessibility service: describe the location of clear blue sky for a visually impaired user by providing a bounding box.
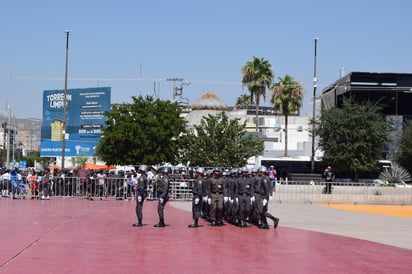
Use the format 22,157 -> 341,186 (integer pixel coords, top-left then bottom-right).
1,0 -> 411,119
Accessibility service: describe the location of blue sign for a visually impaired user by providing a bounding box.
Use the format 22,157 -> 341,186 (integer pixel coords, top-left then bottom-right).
40,87 -> 111,157
19,160 -> 27,169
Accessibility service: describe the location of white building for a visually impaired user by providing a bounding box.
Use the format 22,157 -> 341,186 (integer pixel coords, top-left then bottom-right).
183,92 -> 323,177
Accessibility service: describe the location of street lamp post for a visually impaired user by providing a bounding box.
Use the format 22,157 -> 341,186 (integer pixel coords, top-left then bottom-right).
311,37 -> 319,174
62,30 -> 70,170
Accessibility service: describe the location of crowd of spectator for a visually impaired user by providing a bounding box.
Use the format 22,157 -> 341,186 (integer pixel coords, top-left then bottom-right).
0,166 -> 169,200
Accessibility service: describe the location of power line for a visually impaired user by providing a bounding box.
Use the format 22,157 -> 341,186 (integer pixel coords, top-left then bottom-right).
2,75 -> 312,88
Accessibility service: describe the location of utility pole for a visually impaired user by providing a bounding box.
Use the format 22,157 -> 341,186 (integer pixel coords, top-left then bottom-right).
166,77 -> 183,101
62,30 -> 70,170
311,37 -> 319,174
2,121 -> 7,167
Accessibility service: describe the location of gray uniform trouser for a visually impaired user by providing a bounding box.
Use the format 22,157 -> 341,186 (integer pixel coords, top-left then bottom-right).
238,194 -> 251,221
210,193 -> 223,221
157,197 -> 169,220
135,195 -> 145,220
254,193 -> 263,221
192,197 -> 201,220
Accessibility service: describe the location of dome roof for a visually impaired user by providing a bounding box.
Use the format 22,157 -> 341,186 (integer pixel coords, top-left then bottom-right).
191,92 -> 227,110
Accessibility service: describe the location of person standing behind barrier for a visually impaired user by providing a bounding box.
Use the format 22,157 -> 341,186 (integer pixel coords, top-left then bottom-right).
154,167 -> 170,227
323,166 -> 335,194
96,171 -> 107,199
1,169 -> 10,197
268,165 -> 277,194
151,168 -> 160,199
188,168 -> 205,228
42,168 -> 53,200
208,167 -> 225,226
10,167 -> 19,199
133,165 -> 148,227
29,169 -> 38,199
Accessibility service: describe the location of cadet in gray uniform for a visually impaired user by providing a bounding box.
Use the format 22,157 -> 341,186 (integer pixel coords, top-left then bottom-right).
201,170 -> 210,221
236,167 -> 253,227
258,166 -> 279,229
252,167 -> 263,227
132,165 -> 148,227
208,167 -> 225,226
188,168 -> 205,228
154,167 -> 170,227
248,168 -> 259,225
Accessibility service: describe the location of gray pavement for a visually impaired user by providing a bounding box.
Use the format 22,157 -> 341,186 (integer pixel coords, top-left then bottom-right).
170,200 -> 412,250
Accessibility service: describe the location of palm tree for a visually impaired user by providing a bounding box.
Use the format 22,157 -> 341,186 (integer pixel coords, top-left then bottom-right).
241,56 -> 274,137
271,75 -> 304,157
235,93 -> 254,108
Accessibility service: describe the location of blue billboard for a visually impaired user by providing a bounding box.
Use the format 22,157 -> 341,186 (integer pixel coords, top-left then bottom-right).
40,87 -> 111,157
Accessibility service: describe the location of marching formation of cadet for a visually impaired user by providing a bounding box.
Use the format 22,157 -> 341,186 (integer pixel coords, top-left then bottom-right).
189,166 -> 280,229
130,164 -> 278,229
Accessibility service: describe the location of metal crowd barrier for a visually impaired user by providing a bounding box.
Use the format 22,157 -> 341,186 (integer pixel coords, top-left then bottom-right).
272,181 -> 412,205
0,176 -> 194,201
1,177 -> 411,205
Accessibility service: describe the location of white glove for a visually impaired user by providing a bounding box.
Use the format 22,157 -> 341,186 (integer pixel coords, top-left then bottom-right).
194,198 -> 200,205
207,198 -> 211,205
224,196 -> 229,203
229,198 -> 234,204
263,199 -> 268,206
137,196 -> 142,202
251,196 -> 255,203
202,196 -> 208,202
236,197 -> 239,203
159,198 -> 164,204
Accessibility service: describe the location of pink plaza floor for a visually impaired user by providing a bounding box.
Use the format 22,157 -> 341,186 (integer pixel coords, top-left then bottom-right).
1,197 -> 411,274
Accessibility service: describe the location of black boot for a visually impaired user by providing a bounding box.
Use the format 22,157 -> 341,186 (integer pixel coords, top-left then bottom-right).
132,218 -> 143,227
154,219 -> 166,227
188,219 -> 199,228
267,215 -> 279,229
273,217 -> 279,229
260,218 -> 269,229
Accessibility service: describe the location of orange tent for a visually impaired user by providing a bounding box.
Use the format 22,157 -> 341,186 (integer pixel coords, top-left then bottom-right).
82,163 -> 116,171
50,164 -> 61,172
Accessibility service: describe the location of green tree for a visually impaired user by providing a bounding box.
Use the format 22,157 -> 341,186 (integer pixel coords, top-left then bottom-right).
235,93 -> 254,108
180,111 -> 264,167
95,96 -> 187,166
21,151 -> 44,169
71,155 -> 88,168
270,75 -> 304,157
241,56 -> 274,137
315,99 -> 391,181
395,121 -> 412,174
